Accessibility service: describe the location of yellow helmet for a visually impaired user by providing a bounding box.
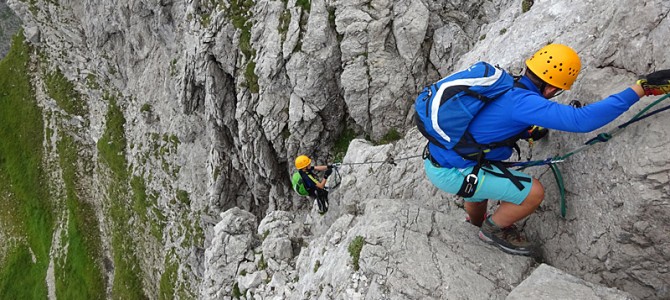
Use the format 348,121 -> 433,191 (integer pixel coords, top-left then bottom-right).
295,155 -> 311,169
525,44 -> 581,90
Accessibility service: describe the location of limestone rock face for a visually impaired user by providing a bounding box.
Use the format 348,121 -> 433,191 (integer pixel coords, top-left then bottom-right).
4,0 -> 669,299
201,208 -> 258,299
507,264 -> 635,300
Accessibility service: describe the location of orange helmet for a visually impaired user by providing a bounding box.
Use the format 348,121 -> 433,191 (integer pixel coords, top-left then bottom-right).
294,155 -> 311,169
525,44 -> 581,90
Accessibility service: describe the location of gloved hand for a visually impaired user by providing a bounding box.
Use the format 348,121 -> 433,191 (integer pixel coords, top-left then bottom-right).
525,126 -> 548,141
638,69 -> 670,96
325,169 -> 333,177
327,164 -> 334,170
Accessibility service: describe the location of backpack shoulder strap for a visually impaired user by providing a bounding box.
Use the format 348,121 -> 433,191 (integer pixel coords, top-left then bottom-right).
513,75 -> 530,90
301,170 -> 320,185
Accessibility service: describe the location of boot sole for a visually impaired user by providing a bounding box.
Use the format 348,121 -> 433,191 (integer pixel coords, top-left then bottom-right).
478,231 -> 531,256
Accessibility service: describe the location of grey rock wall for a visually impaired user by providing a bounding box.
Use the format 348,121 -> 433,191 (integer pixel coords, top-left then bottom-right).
0,0 -> 21,58
507,264 -> 634,300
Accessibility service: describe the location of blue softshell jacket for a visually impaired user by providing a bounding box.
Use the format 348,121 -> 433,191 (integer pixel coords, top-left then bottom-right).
428,75 -> 641,168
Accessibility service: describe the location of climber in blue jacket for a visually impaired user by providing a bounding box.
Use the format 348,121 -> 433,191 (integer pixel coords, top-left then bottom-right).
423,43 -> 670,256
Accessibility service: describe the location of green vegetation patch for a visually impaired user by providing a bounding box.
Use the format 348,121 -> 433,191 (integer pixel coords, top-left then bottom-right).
131,176 -> 165,242
244,60 -> 259,93
98,93 -> 128,178
45,67 -> 88,117
170,59 -> 178,77
0,32 -> 53,300
376,128 -> 401,145
55,133 -> 105,300
97,94 -> 147,299
176,189 -> 190,206
178,211 -> 204,250
213,166 -> 221,181
281,125 -> 290,139
85,74 -> 100,90
147,132 -> 181,178
225,0 -> 259,93
522,0 -> 534,13
257,254 -> 267,270
232,282 -> 243,298
27,0 -> 38,16
348,236 -> 365,271
333,127 -> 356,162
130,176 -> 150,223
313,260 -> 321,273
200,13 -> 211,27
159,256 -> 178,300
140,103 -> 152,113
278,8 -> 291,42
296,0 -> 310,12
151,201 -> 167,242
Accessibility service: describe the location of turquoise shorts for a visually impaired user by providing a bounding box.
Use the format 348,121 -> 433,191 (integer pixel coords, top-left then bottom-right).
423,159 -> 533,205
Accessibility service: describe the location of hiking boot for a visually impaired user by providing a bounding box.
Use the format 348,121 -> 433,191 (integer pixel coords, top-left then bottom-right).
478,217 -> 532,256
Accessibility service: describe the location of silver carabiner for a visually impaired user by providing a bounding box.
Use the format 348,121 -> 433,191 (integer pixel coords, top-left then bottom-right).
465,173 -> 478,185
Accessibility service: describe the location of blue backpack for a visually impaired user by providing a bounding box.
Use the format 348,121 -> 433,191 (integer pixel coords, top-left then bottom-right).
414,61 -> 516,156
415,61 -> 532,197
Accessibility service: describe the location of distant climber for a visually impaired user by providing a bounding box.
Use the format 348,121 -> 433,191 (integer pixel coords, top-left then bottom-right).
420,43 -> 670,256
291,155 -> 335,214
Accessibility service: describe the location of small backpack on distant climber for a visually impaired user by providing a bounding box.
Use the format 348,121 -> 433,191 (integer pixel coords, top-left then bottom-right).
291,172 -> 309,196
414,61 -> 516,156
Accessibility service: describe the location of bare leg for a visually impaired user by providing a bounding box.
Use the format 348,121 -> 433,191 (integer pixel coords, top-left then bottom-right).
490,179 -> 544,228
465,200 -> 488,227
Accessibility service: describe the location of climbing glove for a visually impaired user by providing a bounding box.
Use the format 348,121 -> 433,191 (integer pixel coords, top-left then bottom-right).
324,169 -> 333,178
525,125 -> 548,142
638,69 -> 670,96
